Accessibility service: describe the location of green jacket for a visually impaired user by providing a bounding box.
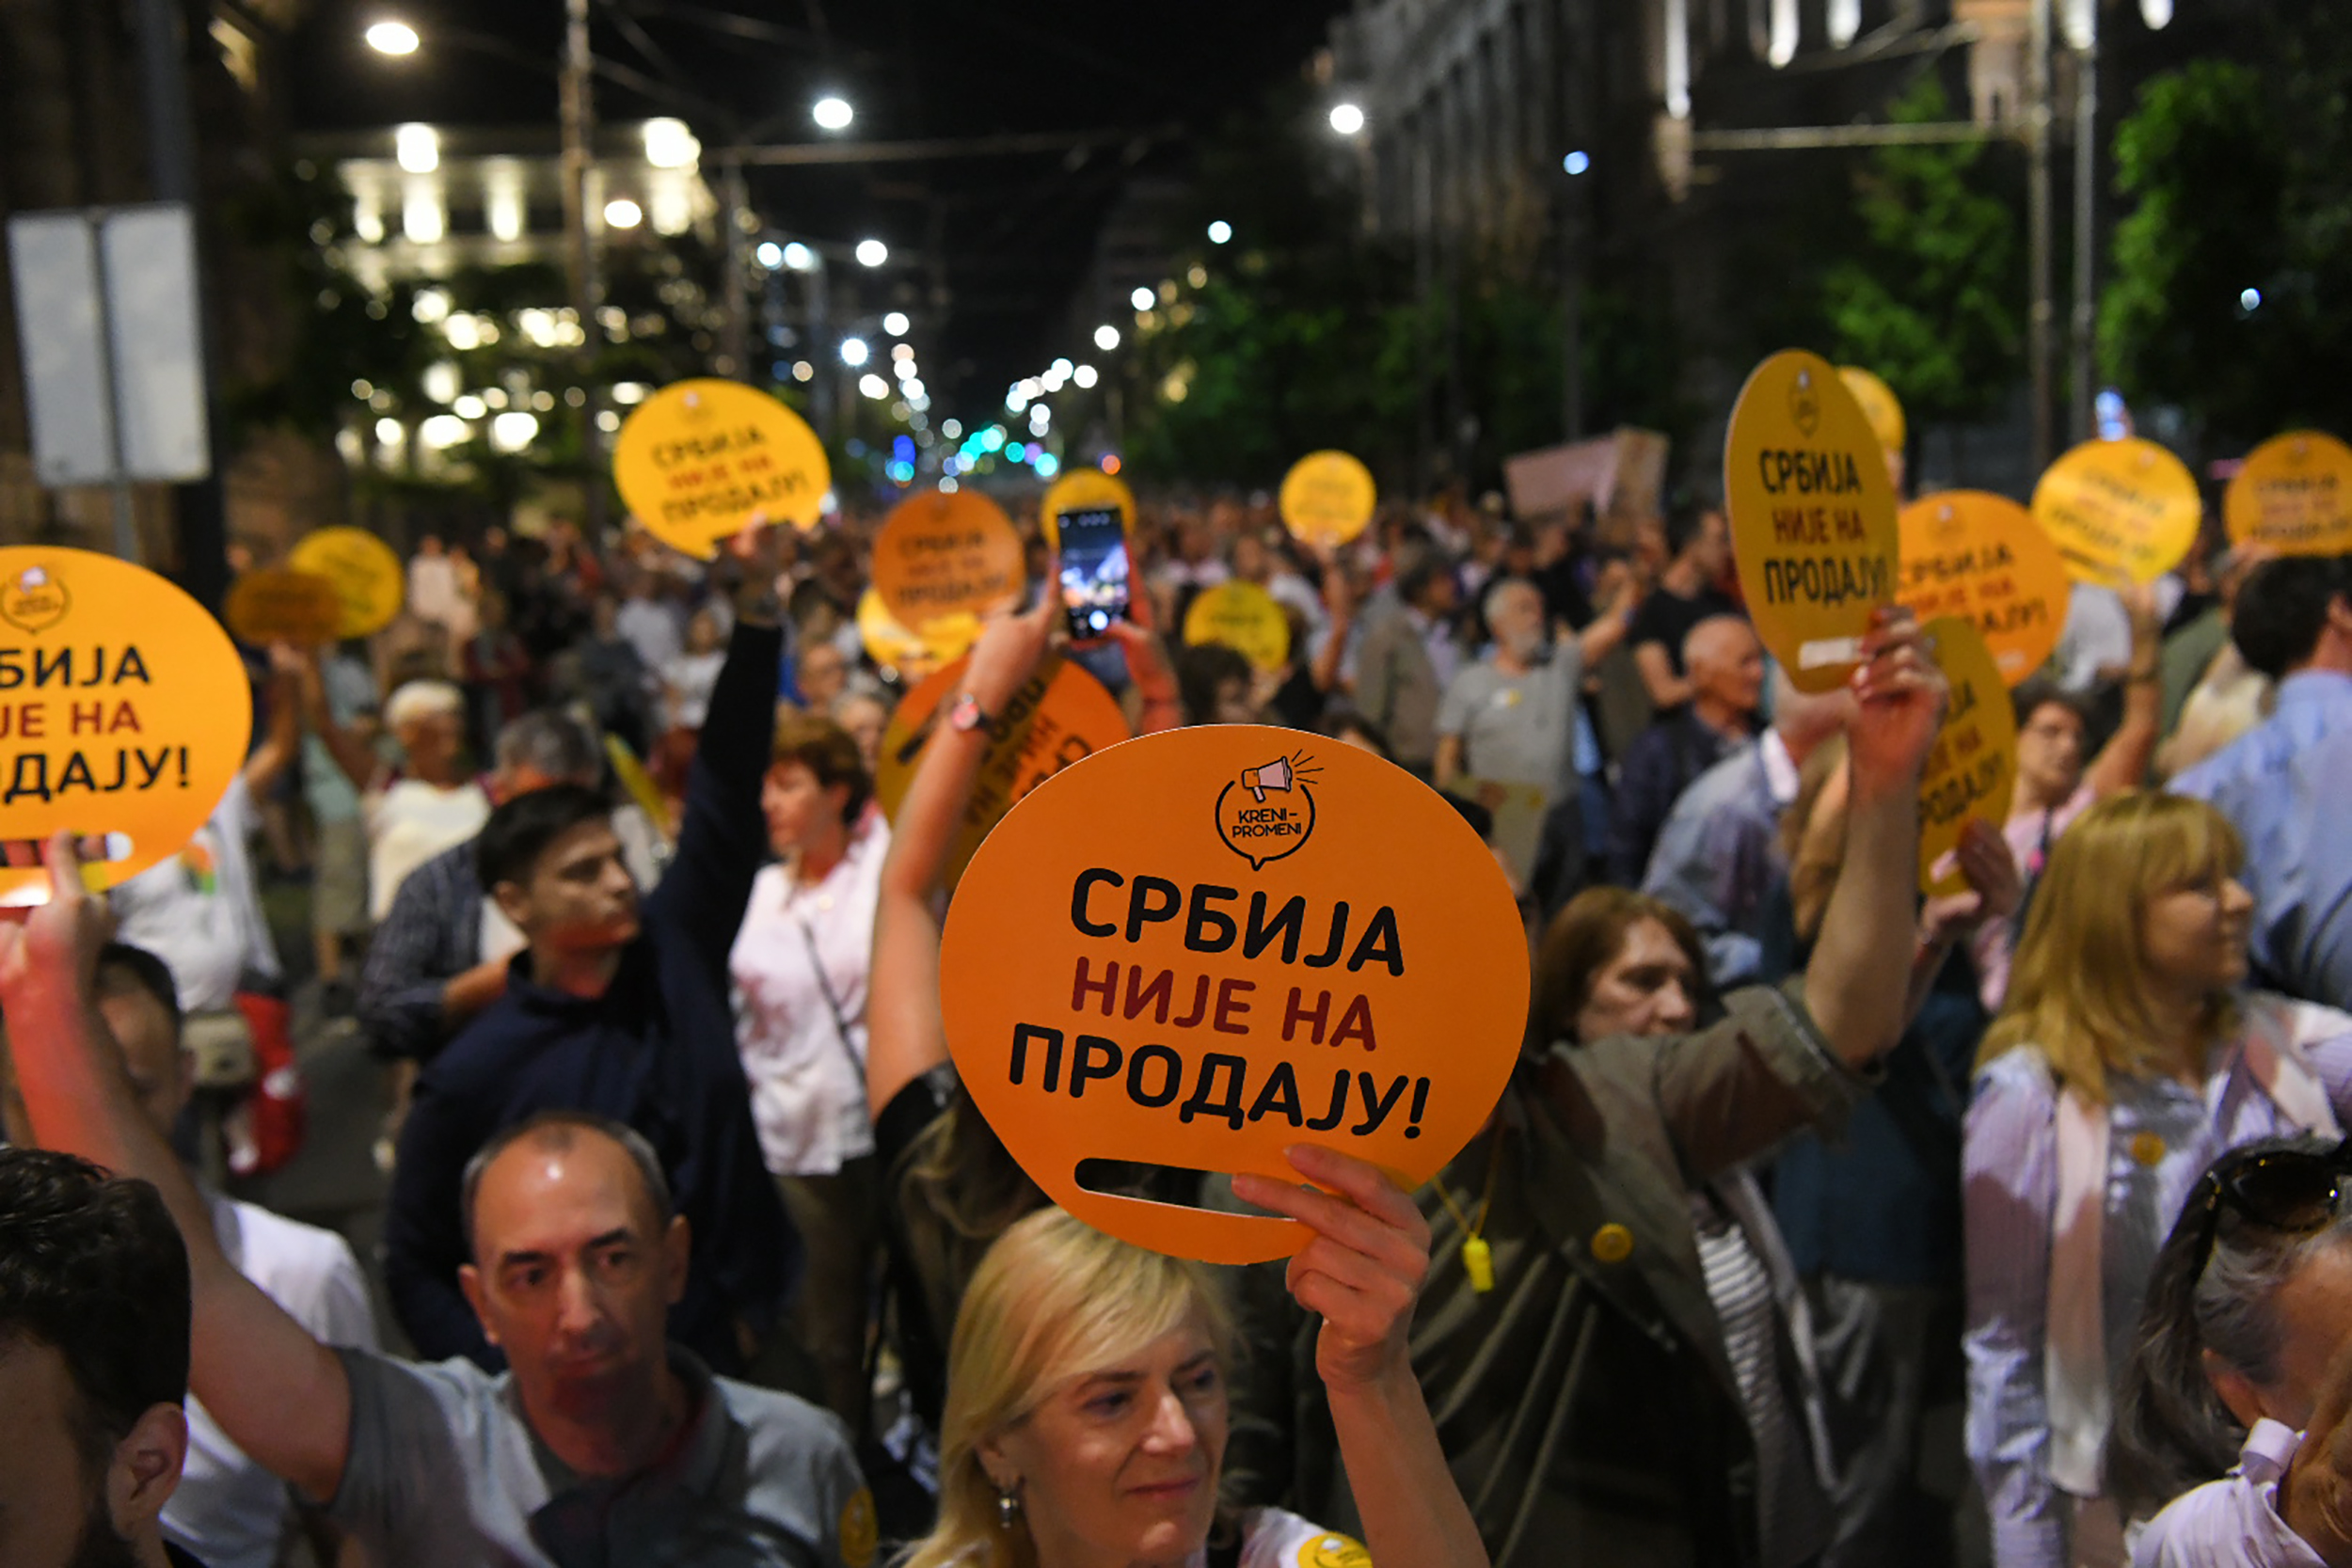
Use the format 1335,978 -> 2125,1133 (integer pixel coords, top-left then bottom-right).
1222,982 -> 1869,1568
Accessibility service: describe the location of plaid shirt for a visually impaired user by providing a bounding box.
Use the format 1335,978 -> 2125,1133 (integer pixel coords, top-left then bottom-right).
356,839 -> 483,1063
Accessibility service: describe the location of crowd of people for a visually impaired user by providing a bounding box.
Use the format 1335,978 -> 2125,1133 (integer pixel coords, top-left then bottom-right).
7,469 -> 2352,1568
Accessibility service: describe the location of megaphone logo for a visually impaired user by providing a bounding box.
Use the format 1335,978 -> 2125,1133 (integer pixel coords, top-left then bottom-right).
1216,751 -> 1322,871
1241,756 -> 1291,801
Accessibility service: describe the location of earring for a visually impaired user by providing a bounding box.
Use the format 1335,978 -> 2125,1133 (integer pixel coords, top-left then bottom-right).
995,1479 -> 1024,1530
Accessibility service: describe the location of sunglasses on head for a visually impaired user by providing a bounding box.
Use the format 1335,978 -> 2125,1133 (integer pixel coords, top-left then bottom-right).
2189,1140 -> 2352,1279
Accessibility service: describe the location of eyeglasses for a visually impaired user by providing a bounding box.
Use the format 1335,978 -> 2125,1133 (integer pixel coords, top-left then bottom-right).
2188,1140 -> 2352,1281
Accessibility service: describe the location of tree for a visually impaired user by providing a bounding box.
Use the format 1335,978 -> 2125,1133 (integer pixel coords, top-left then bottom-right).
2098,49 -> 2345,447
1820,73 -> 2023,425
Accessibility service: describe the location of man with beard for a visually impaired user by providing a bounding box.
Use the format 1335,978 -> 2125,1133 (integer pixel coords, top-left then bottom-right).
1434,575 -> 1635,807
0,1144 -> 202,1568
0,843 -> 869,1568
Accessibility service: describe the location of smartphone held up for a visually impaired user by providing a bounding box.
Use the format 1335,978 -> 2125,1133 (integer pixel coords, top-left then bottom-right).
1057,506 -> 1131,642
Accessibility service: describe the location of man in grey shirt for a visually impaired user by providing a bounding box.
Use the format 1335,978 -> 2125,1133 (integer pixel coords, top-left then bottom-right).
1434,576 -> 1636,802
1,865 -> 872,1568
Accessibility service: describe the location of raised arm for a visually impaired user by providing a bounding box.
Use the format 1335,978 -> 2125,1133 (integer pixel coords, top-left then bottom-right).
2083,584 -> 2163,800
241,645 -> 306,798
867,590 -> 1057,1117
295,650 -> 383,794
1632,641 -> 1694,711
644,531 -> 784,966
0,836 -> 352,1503
1803,608 -> 1947,1069
1232,1146 -> 1489,1568
1572,563 -> 1641,670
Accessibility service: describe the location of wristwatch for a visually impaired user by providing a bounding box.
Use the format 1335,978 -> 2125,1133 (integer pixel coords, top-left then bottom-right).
947,692 -> 1000,737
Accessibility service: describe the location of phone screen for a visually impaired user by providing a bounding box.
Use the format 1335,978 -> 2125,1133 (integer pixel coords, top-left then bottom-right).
1057,507 -> 1131,641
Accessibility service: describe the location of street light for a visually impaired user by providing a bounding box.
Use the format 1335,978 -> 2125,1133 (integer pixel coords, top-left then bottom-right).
1093,324 -> 1120,351
813,96 -> 854,132
882,310 -> 910,336
1206,220 -> 1232,245
855,238 -> 888,268
364,19 -> 420,55
1563,150 -> 1591,176
781,241 -> 815,271
755,240 -> 784,269
394,122 -> 438,174
840,337 -> 870,368
602,198 -> 643,230
1130,286 -> 1154,310
1329,103 -> 1366,135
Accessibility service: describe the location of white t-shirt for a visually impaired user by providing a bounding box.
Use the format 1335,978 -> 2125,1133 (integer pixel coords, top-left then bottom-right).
367,778 -> 491,923
111,776 -> 279,1013
165,1191 -> 379,1568
1224,1509 -> 1367,1568
728,818 -> 890,1176
662,649 -> 726,729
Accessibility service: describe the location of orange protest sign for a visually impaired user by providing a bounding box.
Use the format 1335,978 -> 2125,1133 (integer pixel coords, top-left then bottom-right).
1916,616 -> 2017,896
1724,349 -> 1900,692
2225,432 -> 2352,556
1898,491 -> 2069,686
873,652 -> 1130,889
288,526 -> 405,638
1183,580 -> 1292,672
855,587 -> 975,676
1041,469 -> 1137,549
224,568 -> 343,647
0,548 -> 252,904
2030,436 -> 2200,586
612,378 -> 831,557
937,725 -> 1529,1263
1279,451 -> 1377,547
871,489 -> 1025,634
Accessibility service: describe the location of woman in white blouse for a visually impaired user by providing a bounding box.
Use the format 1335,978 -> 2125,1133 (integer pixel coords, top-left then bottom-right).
729,712 -> 890,1429
1964,790 -> 2352,1568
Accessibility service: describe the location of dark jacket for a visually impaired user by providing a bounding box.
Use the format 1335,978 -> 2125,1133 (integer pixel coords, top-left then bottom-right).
1607,708 -> 1747,888
1223,982 -> 1868,1568
382,620 -> 795,1374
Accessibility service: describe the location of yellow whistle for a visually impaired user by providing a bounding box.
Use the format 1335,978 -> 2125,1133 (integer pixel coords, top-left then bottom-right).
1462,1235 -> 1495,1294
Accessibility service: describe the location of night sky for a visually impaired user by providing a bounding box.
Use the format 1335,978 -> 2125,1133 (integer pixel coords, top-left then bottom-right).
285,0 -> 1352,416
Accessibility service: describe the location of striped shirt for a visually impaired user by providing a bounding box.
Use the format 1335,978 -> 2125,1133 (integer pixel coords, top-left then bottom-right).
1691,1184 -> 1829,1568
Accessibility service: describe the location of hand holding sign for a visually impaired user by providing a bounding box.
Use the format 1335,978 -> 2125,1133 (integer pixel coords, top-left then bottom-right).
1724,350 -> 1900,692
938,724 -> 1528,1264
0,548 -> 251,904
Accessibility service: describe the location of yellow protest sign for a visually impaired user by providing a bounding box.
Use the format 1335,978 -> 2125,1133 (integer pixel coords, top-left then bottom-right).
2030,436 -> 2200,586
2225,432 -> 2352,556
1041,469 -> 1138,549
871,489 -> 1025,634
1724,349 -> 1900,692
1838,367 -> 1907,457
612,378 -> 831,557
288,527 -> 405,638
873,652 -> 1130,890
1279,451 -> 1377,548
0,548 -> 253,904
224,568 -> 343,647
938,725 -> 1529,1263
1183,580 -> 1292,673
855,588 -> 952,677
1916,616 -> 2018,895
1898,491 -> 2070,686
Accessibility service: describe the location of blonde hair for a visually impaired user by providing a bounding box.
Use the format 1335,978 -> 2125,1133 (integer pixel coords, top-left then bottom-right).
898,1207 -> 1236,1568
1979,790 -> 2245,1102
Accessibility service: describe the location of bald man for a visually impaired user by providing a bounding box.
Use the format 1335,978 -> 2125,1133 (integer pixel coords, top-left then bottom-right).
1608,614 -> 1765,886
1,842 -> 870,1568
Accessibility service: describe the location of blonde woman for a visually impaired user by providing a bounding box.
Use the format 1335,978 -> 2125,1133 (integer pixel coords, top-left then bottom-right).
1963,791 -> 2352,1568
899,1148 -> 1489,1568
